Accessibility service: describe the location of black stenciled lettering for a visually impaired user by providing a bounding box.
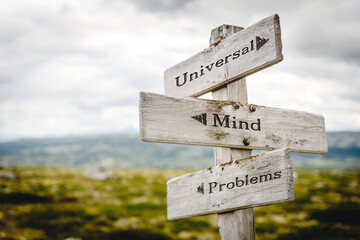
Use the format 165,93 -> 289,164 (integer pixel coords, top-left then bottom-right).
209,182 -> 217,194
232,50 -> 241,60
250,176 -> 258,184
205,171 -> 283,195
227,182 -> 235,189
242,47 -> 249,55
213,114 -> 230,128
236,177 -> 245,187
239,121 -> 249,130
273,171 -> 282,179
189,72 -> 198,81
259,174 -> 272,182
205,63 -> 214,71
215,59 -> 224,67
200,65 -> 204,76
251,119 -> 261,131
175,72 -> 187,87
175,38 -> 262,88
232,117 -> 237,129
219,183 -> 226,191
224,54 -> 232,64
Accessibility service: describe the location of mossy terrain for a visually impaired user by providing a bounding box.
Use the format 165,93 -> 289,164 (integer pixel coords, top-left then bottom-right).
0,167 -> 359,240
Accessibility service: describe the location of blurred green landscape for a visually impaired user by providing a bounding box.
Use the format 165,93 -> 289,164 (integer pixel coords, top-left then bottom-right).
0,131 -> 359,239
0,167 -> 359,240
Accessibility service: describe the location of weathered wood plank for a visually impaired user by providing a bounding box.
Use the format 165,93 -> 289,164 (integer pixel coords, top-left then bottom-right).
164,14 -> 283,98
139,92 -> 328,154
167,148 -> 294,220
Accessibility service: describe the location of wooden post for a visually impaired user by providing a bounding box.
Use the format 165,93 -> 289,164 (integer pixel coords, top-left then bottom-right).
211,25 -> 256,240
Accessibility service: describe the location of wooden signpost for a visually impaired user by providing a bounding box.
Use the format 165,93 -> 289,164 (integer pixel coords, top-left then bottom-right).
139,14 -> 328,240
167,148 -> 293,220
140,92 -> 327,154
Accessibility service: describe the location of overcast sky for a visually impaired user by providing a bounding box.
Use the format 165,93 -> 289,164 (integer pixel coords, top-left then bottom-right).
0,0 -> 359,141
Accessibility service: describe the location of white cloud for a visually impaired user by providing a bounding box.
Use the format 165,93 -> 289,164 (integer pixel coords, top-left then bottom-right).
0,0 -> 359,141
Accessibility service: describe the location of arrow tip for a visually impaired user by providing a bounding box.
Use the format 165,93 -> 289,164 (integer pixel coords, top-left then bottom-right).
256,36 -> 269,50
192,113 -> 207,125
196,183 -> 204,194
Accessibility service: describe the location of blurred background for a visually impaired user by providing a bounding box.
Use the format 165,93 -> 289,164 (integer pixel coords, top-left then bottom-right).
0,0 -> 359,239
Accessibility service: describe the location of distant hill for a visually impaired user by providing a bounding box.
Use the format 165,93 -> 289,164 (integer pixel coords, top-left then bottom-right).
291,132 -> 360,169
0,132 -> 359,169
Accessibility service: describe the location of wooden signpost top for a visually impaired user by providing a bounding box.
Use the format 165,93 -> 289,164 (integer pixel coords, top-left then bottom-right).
164,14 -> 283,98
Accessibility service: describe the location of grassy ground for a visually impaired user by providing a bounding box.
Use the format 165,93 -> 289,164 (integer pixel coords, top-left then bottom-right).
0,167 -> 359,240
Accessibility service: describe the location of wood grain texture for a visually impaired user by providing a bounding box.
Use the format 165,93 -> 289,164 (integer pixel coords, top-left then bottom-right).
209,25 -> 244,47
167,148 -> 294,220
139,92 -> 328,154
164,14 -> 283,98
218,209 -> 255,240
212,79 -> 255,240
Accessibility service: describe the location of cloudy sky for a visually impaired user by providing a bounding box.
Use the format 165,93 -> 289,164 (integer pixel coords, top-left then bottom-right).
0,0 -> 359,141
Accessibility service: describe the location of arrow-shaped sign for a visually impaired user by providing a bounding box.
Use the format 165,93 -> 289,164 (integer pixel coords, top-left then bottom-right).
196,183 -> 205,194
164,14 -> 283,98
192,113 -> 207,125
140,92 -> 328,154
167,148 -> 294,220
256,36 -> 269,50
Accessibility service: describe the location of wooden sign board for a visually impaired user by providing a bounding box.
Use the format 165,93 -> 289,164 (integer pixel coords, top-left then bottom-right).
167,148 -> 294,220
164,14 -> 283,98
140,92 -> 328,154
